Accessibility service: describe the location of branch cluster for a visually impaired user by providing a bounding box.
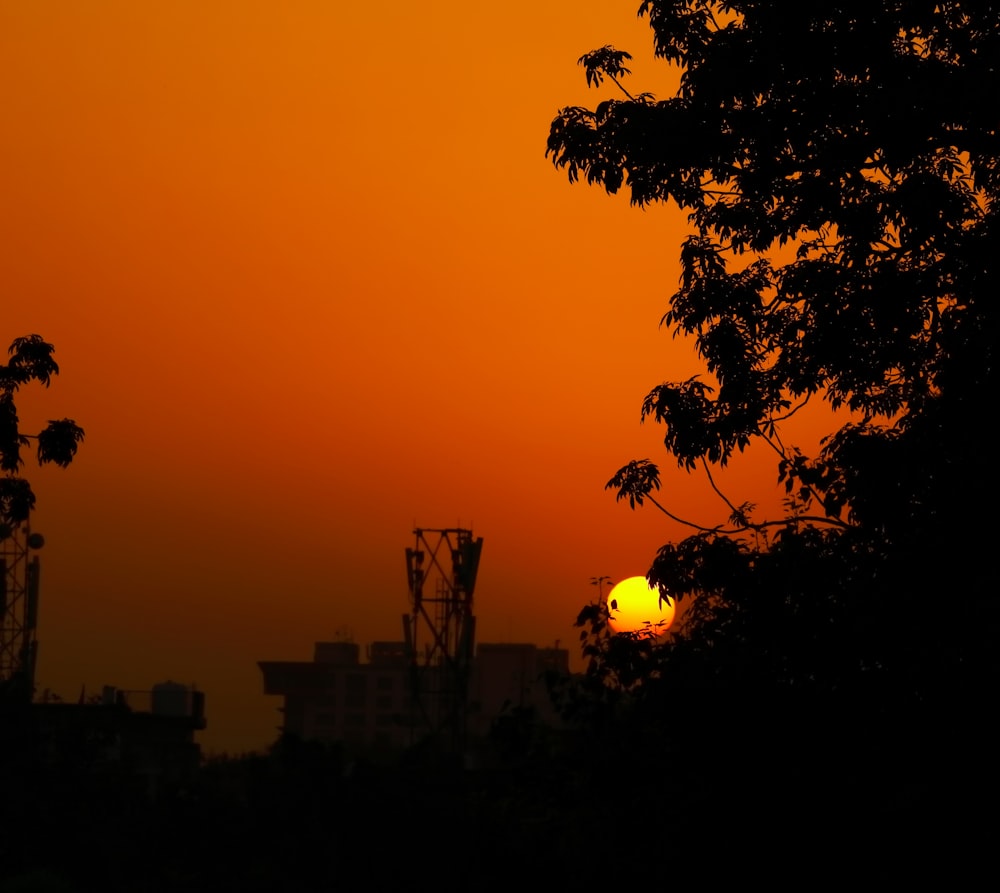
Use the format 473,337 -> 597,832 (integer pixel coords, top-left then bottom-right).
0,336 -> 84,528
551,1 -> 999,689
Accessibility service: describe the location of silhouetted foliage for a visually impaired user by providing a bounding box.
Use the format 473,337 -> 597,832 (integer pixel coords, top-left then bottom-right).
0,336 -> 83,527
550,2 -> 999,697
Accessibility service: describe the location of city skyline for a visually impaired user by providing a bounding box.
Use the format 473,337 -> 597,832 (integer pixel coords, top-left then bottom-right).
1,1 -> 833,753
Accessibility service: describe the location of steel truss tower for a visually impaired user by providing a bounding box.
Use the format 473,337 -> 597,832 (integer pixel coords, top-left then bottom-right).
0,522 -> 41,701
403,527 -> 483,750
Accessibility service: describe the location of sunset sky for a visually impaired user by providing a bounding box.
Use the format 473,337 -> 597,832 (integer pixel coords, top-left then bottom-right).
1,1 -> 829,752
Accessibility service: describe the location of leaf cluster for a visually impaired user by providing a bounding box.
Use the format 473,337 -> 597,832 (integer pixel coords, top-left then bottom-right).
549,2 -> 1000,697
0,336 -> 84,527
549,1 -> 998,429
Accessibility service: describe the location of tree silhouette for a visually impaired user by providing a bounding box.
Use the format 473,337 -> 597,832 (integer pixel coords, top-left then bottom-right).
548,4 -> 998,696
0,335 -> 84,530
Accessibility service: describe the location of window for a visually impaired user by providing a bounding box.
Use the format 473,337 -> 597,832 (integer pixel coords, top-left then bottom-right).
346,674 -> 367,709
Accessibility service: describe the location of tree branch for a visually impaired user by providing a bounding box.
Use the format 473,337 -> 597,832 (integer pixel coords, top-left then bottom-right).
607,73 -> 637,101
644,491 -> 853,535
700,457 -> 740,516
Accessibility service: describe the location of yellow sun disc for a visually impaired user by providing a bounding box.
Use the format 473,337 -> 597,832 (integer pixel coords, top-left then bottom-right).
607,576 -> 675,634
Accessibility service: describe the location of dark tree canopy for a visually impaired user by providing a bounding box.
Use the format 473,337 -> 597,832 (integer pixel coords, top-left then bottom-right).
0,336 -> 84,531
549,3 -> 999,694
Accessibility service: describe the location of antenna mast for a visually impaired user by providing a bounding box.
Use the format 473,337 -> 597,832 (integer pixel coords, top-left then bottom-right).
403,527 -> 482,751
0,522 -> 43,702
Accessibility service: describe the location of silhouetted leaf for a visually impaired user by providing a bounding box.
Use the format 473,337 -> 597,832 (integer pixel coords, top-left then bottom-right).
551,1 -> 1000,734
0,336 -> 82,526
37,419 -> 85,467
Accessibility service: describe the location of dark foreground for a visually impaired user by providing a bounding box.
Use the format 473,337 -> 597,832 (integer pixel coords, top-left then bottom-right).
1,689 -> 996,892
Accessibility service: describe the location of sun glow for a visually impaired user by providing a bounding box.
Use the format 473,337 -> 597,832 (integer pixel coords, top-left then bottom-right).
607,576 -> 675,635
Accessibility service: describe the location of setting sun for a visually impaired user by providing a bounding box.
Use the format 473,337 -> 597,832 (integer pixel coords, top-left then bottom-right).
607,575 -> 674,635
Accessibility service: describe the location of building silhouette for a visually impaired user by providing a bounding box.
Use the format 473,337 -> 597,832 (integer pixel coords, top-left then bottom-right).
4,681 -> 206,798
259,640 -> 568,749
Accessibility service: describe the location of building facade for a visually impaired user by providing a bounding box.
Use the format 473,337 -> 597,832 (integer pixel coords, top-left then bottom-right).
259,640 -> 568,749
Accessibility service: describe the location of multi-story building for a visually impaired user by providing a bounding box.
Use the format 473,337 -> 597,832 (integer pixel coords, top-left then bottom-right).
8,682 -> 207,797
259,640 -> 569,749
467,643 -> 568,737
259,641 -> 411,749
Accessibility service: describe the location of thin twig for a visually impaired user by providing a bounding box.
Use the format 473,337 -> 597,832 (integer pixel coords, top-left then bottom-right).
608,74 -> 637,101
701,457 -> 740,516
644,492 -> 853,534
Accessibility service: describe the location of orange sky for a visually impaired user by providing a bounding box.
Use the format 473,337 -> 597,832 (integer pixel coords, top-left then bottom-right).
1,1 -> 830,752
